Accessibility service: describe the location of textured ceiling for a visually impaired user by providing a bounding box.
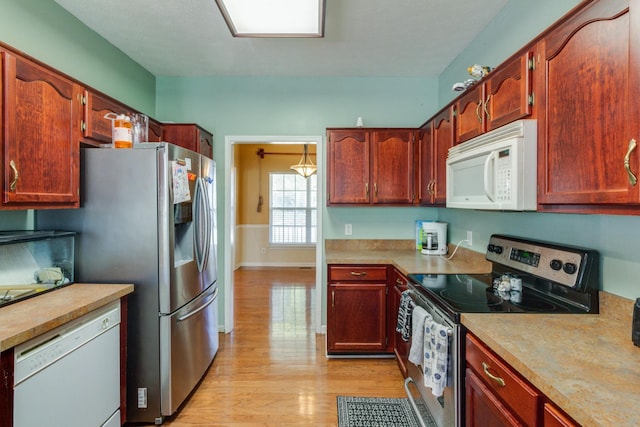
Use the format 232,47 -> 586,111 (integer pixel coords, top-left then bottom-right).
52,0 -> 509,78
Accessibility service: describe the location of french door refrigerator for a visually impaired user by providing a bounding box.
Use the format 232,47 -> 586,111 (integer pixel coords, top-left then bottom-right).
37,143 -> 219,425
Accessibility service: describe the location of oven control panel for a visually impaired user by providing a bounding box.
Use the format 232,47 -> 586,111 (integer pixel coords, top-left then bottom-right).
486,235 -> 594,288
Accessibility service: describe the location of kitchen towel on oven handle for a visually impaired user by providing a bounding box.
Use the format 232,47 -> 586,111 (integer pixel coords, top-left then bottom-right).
408,306 -> 430,366
395,290 -> 414,341
424,320 -> 449,397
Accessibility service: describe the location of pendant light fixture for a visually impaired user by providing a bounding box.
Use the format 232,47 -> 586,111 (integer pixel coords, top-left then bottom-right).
290,144 -> 317,178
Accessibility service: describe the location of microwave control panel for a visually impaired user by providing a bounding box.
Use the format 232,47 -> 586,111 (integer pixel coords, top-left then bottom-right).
495,148 -> 512,202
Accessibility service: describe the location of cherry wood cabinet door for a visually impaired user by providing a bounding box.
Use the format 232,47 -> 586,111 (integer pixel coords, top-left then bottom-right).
418,121 -> 434,204
465,368 -> 523,427
431,108 -> 454,205
538,0 -> 640,207
391,269 -> 410,377
148,119 -> 163,142
371,130 -> 415,204
455,85 -> 484,144
485,51 -> 533,132
327,282 -> 387,353
2,52 -> 80,208
327,129 -> 370,204
544,402 -> 579,427
163,123 -> 214,158
82,89 -> 133,147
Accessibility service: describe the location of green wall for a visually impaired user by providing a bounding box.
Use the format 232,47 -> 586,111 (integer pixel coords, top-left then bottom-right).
0,0 -> 156,114
0,0 -> 156,230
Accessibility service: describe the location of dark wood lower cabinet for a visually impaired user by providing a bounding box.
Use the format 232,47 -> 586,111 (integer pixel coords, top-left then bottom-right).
465,368 -> 523,427
326,265 -> 391,354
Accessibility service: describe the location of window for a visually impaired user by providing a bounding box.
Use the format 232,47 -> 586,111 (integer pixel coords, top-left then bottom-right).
270,173 -> 317,245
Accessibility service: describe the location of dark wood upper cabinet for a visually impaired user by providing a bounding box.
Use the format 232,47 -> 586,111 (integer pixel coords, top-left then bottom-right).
455,51 -> 534,144
419,107 -> 454,206
163,123 -> 213,158
536,0 -> 640,211
327,128 -> 415,206
1,51 -> 80,209
81,89 -> 134,147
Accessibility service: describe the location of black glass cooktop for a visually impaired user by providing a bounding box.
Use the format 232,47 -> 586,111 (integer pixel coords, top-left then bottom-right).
407,273 -> 586,322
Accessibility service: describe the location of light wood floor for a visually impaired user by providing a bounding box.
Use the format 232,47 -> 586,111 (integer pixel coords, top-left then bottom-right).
160,267 -> 406,426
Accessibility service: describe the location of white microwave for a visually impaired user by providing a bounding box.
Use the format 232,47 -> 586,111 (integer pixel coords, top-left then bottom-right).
446,119 -> 537,211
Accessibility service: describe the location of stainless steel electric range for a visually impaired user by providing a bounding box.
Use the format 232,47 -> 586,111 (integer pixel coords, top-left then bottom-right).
402,234 -> 600,427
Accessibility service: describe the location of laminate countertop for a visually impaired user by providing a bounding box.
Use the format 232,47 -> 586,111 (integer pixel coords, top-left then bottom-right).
463,292 -> 638,426
325,240 -> 492,275
0,283 -> 134,352
325,239 -> 639,426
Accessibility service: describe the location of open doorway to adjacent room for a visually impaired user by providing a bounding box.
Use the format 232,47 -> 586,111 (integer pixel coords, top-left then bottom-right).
223,135 -> 323,334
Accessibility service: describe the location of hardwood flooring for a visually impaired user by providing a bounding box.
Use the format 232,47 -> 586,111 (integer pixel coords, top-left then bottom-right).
159,267 -> 406,426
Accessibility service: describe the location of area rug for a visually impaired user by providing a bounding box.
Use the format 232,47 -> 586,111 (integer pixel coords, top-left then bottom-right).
336,396 -> 437,427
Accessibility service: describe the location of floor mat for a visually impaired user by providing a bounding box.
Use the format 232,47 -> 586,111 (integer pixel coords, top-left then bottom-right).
336,395 -> 437,427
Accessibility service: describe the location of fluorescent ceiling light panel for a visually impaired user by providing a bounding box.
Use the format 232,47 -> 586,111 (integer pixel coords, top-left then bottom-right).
216,0 -> 325,37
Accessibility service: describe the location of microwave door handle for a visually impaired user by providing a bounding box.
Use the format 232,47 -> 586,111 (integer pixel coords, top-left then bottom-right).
483,152 -> 497,202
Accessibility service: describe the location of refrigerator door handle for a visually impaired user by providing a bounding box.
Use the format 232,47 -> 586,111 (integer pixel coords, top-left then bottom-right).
177,287 -> 218,322
193,177 -> 210,272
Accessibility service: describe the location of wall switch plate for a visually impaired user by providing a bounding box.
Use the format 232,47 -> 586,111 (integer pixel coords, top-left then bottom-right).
466,230 -> 473,245
345,224 -> 352,235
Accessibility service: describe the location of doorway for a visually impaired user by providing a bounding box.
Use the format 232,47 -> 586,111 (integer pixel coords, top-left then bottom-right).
223,135 -> 324,333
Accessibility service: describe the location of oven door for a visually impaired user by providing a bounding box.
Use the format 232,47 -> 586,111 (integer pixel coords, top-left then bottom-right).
404,285 -> 461,427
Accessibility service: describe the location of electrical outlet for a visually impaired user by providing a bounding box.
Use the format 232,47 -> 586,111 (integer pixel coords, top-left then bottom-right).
261,247 -> 266,254
466,230 -> 473,245
345,224 -> 352,236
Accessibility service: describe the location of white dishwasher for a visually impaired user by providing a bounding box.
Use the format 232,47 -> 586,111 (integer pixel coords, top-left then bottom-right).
13,300 -> 122,427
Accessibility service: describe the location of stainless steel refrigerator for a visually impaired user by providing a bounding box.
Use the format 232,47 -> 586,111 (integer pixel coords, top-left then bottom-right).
37,143 -> 219,425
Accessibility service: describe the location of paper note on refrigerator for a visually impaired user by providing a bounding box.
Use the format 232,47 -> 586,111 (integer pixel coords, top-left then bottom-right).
172,161 -> 191,204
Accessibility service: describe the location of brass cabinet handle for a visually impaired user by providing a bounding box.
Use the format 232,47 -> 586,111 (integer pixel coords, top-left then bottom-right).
429,180 -> 436,196
482,362 -> 506,387
350,271 -> 367,277
331,290 -> 335,308
9,160 -> 19,192
396,278 -> 404,286
365,182 -> 369,198
475,101 -> 483,123
624,139 -> 637,186
484,95 -> 491,120
374,183 -> 378,197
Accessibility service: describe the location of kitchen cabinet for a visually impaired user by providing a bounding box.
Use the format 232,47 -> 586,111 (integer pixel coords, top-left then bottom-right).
536,0 -> 640,212
466,333 -> 540,426
163,123 -> 213,158
326,128 -> 416,205
455,51 -> 534,144
391,268 -> 410,377
327,265 -> 391,354
544,402 -> 579,427
1,51 -> 80,209
465,332 -> 579,427
418,107 -> 454,205
81,89 -> 135,147
148,118 -> 163,142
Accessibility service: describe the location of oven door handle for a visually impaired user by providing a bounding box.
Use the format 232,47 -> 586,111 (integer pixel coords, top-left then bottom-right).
404,377 -> 429,427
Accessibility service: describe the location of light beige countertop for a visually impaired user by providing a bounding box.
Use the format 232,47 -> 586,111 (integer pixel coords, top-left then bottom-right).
326,239 -> 638,425
462,292 -> 640,426
325,239 -> 492,275
0,283 -> 134,351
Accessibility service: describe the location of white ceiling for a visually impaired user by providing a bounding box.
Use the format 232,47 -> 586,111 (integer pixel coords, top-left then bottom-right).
52,0 -> 509,78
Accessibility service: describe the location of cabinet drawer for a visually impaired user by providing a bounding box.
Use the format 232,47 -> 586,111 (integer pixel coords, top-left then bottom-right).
328,265 -> 387,282
466,333 -> 540,426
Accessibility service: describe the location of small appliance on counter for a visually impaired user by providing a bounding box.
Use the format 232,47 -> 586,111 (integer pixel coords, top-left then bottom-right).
0,230 -> 75,307
421,221 -> 448,255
